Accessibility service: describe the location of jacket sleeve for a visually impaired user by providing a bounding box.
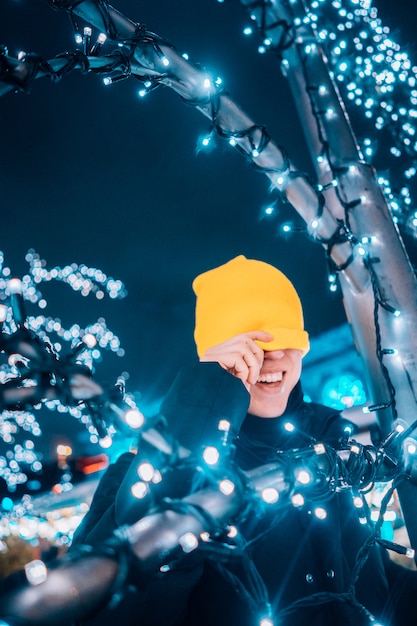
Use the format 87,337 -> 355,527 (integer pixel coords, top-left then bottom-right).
70,451 -> 135,547
70,362 -> 249,625
383,553 -> 417,625
160,361 -> 250,451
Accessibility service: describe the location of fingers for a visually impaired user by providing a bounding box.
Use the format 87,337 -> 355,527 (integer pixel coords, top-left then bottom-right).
200,331 -> 274,387
245,330 -> 274,344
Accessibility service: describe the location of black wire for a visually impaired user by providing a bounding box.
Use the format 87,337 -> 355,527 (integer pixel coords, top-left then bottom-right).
366,258 -> 398,422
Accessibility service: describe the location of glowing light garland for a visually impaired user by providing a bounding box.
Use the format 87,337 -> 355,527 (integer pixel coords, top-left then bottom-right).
1,415 -> 416,625
0,249 -> 136,494
228,0 -> 417,561
236,0 -> 417,234
0,5 -> 416,622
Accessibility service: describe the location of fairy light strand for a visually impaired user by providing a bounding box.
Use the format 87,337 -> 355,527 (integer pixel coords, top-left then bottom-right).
0,250 -> 134,492
237,0 -> 417,237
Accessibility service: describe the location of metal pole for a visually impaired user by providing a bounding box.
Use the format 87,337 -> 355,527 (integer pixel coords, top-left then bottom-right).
239,0 -> 417,550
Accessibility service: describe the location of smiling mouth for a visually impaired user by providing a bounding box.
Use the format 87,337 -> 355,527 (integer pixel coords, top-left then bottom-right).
257,371 -> 284,384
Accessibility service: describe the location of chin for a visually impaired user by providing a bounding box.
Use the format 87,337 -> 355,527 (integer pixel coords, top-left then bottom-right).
248,399 -> 288,418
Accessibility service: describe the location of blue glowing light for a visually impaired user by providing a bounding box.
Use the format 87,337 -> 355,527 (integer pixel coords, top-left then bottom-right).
322,374 -> 367,409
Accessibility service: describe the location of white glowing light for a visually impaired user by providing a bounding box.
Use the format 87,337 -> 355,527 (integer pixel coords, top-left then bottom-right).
265,207 -> 274,216
138,462 -> 155,482
350,444 -> 361,454
314,443 -> 326,455
152,470 -> 163,484
0,305 -> 8,322
56,444 -> 72,457
200,531 -> 210,542
125,409 -> 145,429
8,278 -> 22,294
407,443 -> 417,455
103,77 -> 112,86
218,419 -> 230,432
243,27 -> 253,35
131,481 -> 148,499
75,34 -> 83,44
99,436 -> 112,449
203,446 -> 220,465
83,27 -> 92,36
260,619 -> 274,626
296,469 -> 312,485
162,57 -> 170,67
314,507 -> 328,520
276,175 -> 286,185
227,525 -> 238,538
203,77 -> 211,89
219,479 -> 235,495
291,493 -> 305,507
305,44 -> 316,54
97,33 -> 107,44
353,496 -> 364,508
83,333 -> 97,348
284,421 -> 295,432
179,532 -> 199,553
261,487 -> 279,504
25,560 -> 48,586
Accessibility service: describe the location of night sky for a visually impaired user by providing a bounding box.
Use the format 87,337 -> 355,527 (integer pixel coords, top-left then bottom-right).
0,0 -> 416,464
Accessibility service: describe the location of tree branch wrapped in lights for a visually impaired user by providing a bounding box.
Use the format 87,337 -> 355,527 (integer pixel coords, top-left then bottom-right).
0,273 -> 142,441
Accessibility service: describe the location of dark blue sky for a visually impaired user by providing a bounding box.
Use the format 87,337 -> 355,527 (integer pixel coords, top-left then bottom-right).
0,0 -> 416,462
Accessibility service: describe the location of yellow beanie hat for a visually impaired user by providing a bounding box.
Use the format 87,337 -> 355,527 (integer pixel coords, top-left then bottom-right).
193,255 -> 310,357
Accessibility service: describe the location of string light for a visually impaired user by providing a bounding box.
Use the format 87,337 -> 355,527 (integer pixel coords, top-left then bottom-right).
261,487 -> 280,504
0,250 -> 133,491
219,478 -> 235,495
202,446 -> 220,465
295,468 -> 312,485
131,482 -> 148,499
283,421 -> 295,432
179,532 -> 199,553
137,462 -> 156,482
313,506 -> 328,520
24,559 -> 48,586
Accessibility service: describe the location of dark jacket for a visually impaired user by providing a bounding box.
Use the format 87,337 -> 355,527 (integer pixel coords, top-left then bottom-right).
73,363 -> 417,626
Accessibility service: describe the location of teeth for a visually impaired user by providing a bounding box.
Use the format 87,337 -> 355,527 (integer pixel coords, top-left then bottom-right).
258,371 -> 283,383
